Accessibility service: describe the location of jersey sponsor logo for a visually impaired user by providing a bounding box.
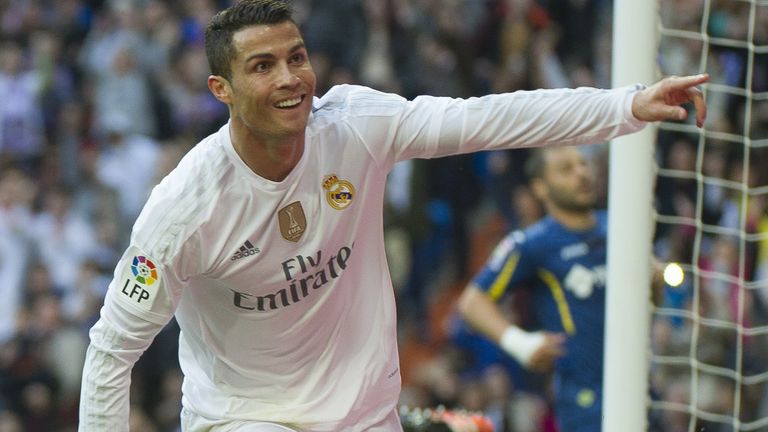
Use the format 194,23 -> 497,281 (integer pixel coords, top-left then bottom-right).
231,240 -> 260,261
278,201 -> 306,242
231,243 -> 354,312
561,242 -> 589,261
564,264 -> 606,299
322,174 -> 355,210
120,255 -> 159,306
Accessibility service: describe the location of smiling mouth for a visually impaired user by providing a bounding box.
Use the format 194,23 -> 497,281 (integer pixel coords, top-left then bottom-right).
274,96 -> 303,109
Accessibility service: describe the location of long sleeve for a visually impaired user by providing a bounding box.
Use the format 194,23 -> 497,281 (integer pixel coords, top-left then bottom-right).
410,84 -> 646,160
314,84 -> 646,166
78,299 -> 166,431
78,243 -> 182,431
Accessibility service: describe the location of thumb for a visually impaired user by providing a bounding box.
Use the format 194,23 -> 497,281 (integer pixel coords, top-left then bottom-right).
659,105 -> 687,121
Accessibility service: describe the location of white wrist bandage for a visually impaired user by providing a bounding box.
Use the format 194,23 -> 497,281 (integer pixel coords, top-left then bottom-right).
499,326 -> 546,367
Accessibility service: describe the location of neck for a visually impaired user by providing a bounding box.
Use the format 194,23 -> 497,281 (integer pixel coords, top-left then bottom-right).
229,123 -> 305,182
548,207 -> 596,231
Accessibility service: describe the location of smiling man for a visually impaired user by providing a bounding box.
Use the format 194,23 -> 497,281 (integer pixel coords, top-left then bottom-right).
78,1 -> 708,431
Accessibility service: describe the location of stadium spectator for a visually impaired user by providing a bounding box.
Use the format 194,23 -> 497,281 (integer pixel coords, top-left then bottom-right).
78,0 -> 158,138
28,185 -> 99,295
0,40 -> 46,170
0,166 -> 35,344
93,116 -> 162,230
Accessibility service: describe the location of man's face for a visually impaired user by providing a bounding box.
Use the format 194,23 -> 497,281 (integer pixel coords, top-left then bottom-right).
539,147 -> 597,213
217,21 -> 316,139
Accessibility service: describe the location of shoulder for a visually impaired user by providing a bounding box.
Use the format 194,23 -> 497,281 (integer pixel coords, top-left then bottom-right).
494,217 -> 566,260
488,218 -> 555,257
485,228 -> 529,269
131,128 -> 233,262
311,84 -> 407,121
524,217 -> 559,242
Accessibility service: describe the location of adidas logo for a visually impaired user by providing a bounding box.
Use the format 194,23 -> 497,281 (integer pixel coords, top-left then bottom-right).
231,240 -> 260,261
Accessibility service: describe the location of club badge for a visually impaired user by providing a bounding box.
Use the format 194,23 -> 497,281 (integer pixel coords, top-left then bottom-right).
322,174 -> 355,210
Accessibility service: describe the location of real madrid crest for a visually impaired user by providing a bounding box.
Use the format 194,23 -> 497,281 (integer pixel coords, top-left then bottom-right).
278,201 -> 307,242
322,174 -> 355,210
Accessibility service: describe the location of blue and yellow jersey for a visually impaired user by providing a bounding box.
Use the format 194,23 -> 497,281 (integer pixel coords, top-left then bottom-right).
472,210 -> 609,428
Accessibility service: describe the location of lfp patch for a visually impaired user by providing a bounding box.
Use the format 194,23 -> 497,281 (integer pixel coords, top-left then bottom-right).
131,256 -> 158,285
119,255 -> 160,309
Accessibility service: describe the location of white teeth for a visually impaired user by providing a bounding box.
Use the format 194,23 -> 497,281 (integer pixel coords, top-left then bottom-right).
275,97 -> 302,108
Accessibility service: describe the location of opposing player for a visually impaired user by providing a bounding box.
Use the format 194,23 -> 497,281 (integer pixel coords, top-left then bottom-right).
78,0 -> 707,430
457,146 -> 664,431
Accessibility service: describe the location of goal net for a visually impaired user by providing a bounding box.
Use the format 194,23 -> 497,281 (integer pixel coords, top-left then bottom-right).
649,0 -> 768,430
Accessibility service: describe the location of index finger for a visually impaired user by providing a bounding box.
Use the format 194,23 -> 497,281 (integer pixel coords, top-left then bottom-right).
667,74 -> 709,127
667,73 -> 709,90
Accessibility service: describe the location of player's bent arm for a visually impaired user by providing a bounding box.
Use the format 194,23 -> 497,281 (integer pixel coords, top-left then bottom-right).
457,284 -> 546,367
457,284 -> 511,342
79,295 -> 169,431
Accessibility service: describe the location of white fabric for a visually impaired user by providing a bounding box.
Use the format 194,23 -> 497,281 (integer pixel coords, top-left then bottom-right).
180,406 -> 400,431
80,84 -> 645,431
499,326 -> 547,367
181,407 -> 301,431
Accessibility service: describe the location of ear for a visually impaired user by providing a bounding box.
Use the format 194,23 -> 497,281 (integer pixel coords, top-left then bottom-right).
208,75 -> 232,105
531,178 -> 547,202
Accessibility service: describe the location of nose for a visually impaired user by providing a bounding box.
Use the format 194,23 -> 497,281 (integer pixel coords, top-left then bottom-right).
276,63 -> 300,88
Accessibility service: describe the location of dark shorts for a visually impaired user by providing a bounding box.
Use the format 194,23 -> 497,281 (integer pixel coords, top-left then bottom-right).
554,381 -> 603,432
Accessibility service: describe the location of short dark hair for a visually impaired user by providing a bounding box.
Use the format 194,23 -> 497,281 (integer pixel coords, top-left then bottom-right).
524,147 -> 550,182
205,0 -> 295,81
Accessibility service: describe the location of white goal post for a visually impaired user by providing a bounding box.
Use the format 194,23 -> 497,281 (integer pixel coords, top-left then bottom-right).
603,0 -> 657,431
606,0 -> 768,430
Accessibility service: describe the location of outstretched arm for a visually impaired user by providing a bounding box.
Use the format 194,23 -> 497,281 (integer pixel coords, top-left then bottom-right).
632,74 -> 709,127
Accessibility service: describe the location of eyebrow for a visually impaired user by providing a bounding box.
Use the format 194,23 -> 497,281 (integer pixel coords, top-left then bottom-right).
244,42 -> 306,63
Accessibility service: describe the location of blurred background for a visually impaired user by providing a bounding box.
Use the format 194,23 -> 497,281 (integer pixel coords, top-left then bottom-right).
0,0 -> 765,431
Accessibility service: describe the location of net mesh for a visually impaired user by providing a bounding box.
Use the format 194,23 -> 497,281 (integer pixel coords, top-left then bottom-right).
649,0 -> 768,430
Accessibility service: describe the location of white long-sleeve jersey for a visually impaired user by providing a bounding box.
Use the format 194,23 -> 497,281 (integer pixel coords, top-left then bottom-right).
79,84 -> 645,431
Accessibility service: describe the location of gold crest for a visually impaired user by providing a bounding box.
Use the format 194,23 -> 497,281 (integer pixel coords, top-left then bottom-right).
322,174 -> 355,210
278,201 -> 306,242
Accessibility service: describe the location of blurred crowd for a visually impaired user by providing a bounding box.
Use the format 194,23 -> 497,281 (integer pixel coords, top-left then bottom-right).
0,0 -> 766,431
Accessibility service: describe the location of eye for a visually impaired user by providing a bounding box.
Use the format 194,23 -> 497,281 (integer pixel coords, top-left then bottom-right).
289,52 -> 306,64
254,62 -> 271,73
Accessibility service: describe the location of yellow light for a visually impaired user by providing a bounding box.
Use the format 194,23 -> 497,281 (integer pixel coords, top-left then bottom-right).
664,263 -> 685,287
